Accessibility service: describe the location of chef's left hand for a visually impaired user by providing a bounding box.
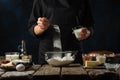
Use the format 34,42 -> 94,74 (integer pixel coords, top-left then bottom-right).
78,27 -> 91,41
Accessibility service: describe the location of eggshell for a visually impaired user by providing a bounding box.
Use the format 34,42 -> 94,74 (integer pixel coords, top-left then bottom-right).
16,64 -> 25,71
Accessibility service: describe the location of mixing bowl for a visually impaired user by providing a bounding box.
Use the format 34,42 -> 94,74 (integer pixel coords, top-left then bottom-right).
45,51 -> 77,66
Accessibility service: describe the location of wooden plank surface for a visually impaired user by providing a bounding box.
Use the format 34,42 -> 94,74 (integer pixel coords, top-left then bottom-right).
116,66 -> 120,78
33,65 -> 61,80
61,64 -> 86,75
61,64 -> 91,80
27,65 -> 41,71
86,69 -> 120,80
33,64 -> 60,76
0,69 -> 5,75
0,64 -> 119,80
1,71 -> 35,80
0,69 -> 5,80
86,69 -> 110,76
0,65 -> 41,80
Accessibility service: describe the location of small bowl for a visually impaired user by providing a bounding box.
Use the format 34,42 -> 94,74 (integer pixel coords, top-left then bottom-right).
5,52 -> 20,61
45,51 -> 77,67
104,63 -> 120,71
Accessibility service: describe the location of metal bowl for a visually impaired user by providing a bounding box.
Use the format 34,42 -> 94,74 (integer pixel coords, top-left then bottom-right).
104,63 -> 120,71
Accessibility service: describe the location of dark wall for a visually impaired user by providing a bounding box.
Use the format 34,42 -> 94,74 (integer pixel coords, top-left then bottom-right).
0,0 -> 39,63
82,0 -> 120,53
0,0 -> 120,63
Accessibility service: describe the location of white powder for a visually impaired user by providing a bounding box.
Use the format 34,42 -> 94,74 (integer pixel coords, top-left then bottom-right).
47,53 -> 74,66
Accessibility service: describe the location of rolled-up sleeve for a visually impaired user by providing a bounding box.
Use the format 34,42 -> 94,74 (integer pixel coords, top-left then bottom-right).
28,0 -> 43,37
78,0 -> 95,37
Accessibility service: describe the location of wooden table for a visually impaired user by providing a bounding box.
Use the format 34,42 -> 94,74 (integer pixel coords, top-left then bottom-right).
0,64 -> 120,80
0,65 -> 40,80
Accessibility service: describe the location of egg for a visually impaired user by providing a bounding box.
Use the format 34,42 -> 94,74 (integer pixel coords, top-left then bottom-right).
16,64 -> 25,71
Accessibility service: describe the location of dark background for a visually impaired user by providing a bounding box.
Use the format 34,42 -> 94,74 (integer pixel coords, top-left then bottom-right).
0,0 -> 120,63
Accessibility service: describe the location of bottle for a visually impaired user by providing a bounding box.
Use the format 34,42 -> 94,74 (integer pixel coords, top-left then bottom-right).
18,40 -> 27,58
21,40 -> 27,55
18,40 -> 32,63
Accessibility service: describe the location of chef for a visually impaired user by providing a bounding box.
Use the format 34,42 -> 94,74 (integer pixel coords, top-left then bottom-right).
28,0 -> 94,64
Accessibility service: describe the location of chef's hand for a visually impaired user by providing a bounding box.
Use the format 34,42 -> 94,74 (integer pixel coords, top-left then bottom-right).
78,27 -> 91,41
34,17 -> 50,35
37,17 -> 50,30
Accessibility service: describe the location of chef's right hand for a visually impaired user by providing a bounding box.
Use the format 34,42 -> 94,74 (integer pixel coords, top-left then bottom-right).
34,17 -> 50,35
37,17 -> 50,30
